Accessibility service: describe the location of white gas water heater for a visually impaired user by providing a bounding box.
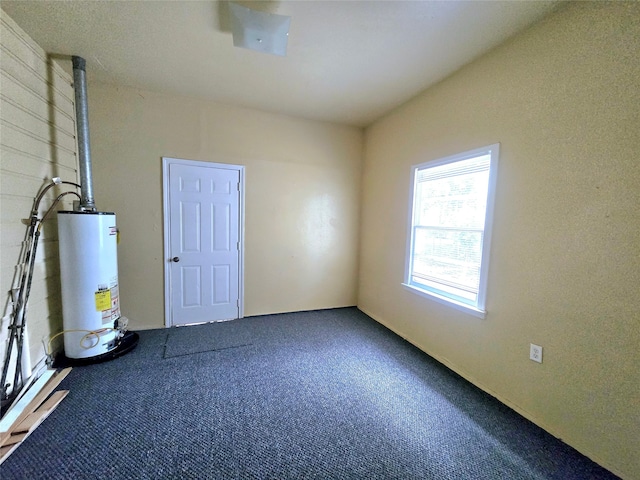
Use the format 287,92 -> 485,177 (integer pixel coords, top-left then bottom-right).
57,56 -> 137,364
58,211 -> 121,359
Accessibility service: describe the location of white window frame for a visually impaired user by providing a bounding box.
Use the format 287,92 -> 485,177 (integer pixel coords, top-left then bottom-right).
403,144 -> 499,318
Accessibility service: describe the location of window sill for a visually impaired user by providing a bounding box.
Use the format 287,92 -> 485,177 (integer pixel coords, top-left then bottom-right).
401,283 -> 486,319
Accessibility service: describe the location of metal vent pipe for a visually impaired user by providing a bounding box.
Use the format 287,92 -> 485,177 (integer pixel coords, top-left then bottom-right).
72,56 -> 96,211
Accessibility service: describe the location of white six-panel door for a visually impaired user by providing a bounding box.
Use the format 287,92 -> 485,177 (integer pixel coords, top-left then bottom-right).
163,158 -> 243,326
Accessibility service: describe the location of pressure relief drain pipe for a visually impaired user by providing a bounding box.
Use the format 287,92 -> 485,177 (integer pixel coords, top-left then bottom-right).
72,56 -> 96,212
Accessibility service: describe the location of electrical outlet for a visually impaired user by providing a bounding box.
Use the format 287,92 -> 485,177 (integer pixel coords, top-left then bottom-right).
530,343 -> 543,363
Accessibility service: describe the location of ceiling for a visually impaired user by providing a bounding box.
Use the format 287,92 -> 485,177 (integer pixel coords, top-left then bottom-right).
1,1 -> 561,127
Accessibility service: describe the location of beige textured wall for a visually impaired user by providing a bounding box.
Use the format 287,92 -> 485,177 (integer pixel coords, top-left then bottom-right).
0,11 -> 77,367
359,2 -> 639,478
87,84 -> 362,329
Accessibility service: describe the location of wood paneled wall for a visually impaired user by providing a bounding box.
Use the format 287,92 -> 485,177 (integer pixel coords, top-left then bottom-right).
1,10 -> 78,371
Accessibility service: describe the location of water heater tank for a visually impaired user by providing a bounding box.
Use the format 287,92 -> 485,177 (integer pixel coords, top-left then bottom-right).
57,211 -> 120,359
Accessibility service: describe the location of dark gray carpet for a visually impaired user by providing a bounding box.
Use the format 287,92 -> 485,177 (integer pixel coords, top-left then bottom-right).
164,321 -> 254,358
0,308 -> 619,479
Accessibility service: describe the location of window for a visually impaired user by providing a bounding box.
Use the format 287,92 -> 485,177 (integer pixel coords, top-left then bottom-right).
403,144 -> 499,318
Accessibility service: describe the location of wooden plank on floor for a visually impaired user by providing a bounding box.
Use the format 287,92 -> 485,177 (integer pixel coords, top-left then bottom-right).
0,368 -> 72,466
0,431 -> 26,447
0,442 -> 21,465
9,367 -> 71,431
14,389 -> 68,434
10,412 -> 41,435
0,369 -> 55,433
0,390 -> 69,465
0,444 -> 13,458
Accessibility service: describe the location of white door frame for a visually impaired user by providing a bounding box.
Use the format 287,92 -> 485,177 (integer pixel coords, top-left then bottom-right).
162,157 -> 245,327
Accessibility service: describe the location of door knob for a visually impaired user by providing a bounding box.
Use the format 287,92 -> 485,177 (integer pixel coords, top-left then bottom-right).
171,257 -> 180,262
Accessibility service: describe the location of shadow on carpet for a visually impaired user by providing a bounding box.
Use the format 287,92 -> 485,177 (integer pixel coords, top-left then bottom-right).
163,320 -> 254,358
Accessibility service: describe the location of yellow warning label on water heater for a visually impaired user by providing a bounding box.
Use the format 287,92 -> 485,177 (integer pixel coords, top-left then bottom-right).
95,290 -> 111,311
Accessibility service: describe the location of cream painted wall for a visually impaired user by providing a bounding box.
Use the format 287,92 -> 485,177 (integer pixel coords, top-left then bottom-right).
87,84 -> 362,329
359,2 -> 639,479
